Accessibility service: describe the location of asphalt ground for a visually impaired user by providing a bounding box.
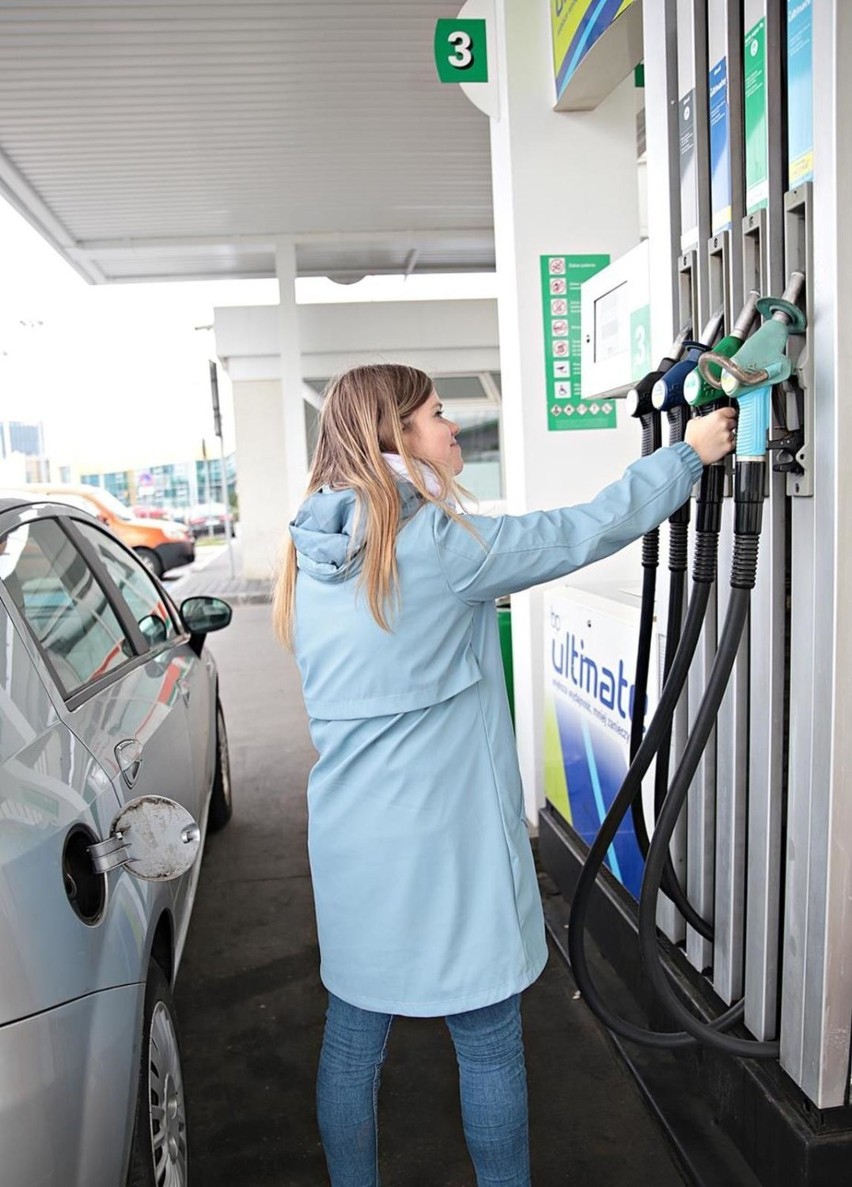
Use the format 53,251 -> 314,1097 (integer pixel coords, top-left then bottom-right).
174,602 -> 691,1186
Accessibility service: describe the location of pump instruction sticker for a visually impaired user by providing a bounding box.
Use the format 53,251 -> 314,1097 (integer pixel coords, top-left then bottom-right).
709,57 -> 732,233
787,0 -> 813,185
744,18 -> 768,212
541,254 -> 613,431
678,89 -> 698,249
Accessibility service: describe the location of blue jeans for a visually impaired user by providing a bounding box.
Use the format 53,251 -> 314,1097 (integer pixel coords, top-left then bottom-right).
316,992 -> 531,1187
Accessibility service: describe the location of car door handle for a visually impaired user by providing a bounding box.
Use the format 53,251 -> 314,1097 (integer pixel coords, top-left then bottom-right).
115,738 -> 143,789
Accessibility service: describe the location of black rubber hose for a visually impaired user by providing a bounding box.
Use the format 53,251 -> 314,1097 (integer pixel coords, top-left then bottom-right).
636,530 -> 779,1058
650,561 -> 714,941
628,413 -> 663,855
628,562 -> 657,859
631,489 -> 714,938
654,560 -> 686,816
567,538 -> 735,1047
646,465 -> 727,942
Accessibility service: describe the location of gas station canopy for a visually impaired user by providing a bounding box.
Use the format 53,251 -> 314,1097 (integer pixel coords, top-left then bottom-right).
0,1 -> 494,284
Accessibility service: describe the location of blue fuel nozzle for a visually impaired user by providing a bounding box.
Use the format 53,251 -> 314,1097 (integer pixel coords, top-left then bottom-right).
625,324 -> 693,419
651,307 -> 724,411
650,342 -> 705,411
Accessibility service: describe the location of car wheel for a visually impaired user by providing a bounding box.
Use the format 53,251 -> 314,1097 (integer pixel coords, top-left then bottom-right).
135,547 -> 164,578
207,699 -> 233,831
127,961 -> 189,1187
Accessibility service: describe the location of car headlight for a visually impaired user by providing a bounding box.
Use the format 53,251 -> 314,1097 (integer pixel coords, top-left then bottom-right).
163,525 -> 189,541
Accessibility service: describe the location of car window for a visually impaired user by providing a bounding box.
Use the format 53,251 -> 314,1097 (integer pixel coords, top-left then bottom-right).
75,522 -> 179,649
0,597 -> 55,763
0,518 -> 132,695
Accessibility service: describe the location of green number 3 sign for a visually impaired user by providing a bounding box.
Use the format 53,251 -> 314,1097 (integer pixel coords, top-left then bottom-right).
434,19 -> 488,83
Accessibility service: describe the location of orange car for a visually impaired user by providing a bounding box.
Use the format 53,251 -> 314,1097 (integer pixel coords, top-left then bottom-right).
19,483 -> 195,577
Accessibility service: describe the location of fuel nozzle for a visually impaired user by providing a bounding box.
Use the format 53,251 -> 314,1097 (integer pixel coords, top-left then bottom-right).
625,324 -> 691,457
696,272 -> 807,398
683,291 -> 761,408
625,324 -> 692,420
650,307 -> 725,413
727,274 -> 808,463
726,274 -> 808,583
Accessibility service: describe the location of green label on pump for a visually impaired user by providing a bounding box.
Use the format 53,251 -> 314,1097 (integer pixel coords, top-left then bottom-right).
434,19 -> 488,83
744,18 -> 768,212
540,254 -> 612,432
630,305 -> 652,380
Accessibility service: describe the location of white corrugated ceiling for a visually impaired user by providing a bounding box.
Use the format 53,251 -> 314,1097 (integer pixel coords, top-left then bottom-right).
0,1 -> 495,283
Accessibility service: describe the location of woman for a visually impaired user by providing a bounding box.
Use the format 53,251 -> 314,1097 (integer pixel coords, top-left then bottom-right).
274,363 -> 736,1186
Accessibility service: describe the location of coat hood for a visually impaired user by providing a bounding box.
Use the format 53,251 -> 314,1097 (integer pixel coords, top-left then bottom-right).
289,483 -> 422,581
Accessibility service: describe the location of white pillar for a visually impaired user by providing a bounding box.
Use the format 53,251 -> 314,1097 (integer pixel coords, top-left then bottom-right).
224,243 -> 309,581
231,379 -> 290,580
276,238 -> 309,516
490,0 -> 643,822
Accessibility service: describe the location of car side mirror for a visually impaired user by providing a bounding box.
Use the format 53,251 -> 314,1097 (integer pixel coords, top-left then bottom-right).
88,795 -> 201,881
180,596 -> 232,635
138,613 -> 169,647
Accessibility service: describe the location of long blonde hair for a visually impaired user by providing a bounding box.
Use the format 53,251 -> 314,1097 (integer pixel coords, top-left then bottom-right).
273,363 -> 472,645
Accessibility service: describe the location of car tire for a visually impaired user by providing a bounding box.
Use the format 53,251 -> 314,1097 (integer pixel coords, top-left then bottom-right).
135,547 -> 164,578
207,699 -> 233,831
127,960 -> 189,1187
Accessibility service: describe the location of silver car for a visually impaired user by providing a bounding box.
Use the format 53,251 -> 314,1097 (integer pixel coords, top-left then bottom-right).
0,496 -> 233,1187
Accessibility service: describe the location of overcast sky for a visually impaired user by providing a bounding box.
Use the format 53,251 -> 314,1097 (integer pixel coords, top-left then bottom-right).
0,197 -> 276,474
0,197 -> 496,479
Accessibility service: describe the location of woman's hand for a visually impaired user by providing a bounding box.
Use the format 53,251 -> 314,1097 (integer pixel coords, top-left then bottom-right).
684,405 -> 738,465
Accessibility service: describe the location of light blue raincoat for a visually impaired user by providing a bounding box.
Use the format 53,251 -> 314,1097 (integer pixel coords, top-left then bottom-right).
290,442 -> 704,1016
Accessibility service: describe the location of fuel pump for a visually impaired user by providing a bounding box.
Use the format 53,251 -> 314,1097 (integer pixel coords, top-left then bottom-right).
633,274 -> 807,1057
569,280 -> 806,1055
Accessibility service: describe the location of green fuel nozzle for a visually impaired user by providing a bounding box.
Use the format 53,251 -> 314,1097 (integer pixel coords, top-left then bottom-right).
683,291 -> 761,408
696,272 -> 807,399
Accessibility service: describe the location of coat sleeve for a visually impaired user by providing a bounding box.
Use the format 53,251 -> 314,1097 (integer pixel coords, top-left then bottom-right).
432,442 -> 704,604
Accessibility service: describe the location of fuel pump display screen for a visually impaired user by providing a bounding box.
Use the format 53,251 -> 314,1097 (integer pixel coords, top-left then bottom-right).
594,282 -> 629,364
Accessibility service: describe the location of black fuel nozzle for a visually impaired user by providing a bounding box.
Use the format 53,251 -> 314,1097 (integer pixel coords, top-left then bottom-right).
625,323 -> 692,456
626,323 -> 692,419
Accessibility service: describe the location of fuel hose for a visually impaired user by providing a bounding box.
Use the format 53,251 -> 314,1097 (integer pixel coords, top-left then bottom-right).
566,463 -> 734,1047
